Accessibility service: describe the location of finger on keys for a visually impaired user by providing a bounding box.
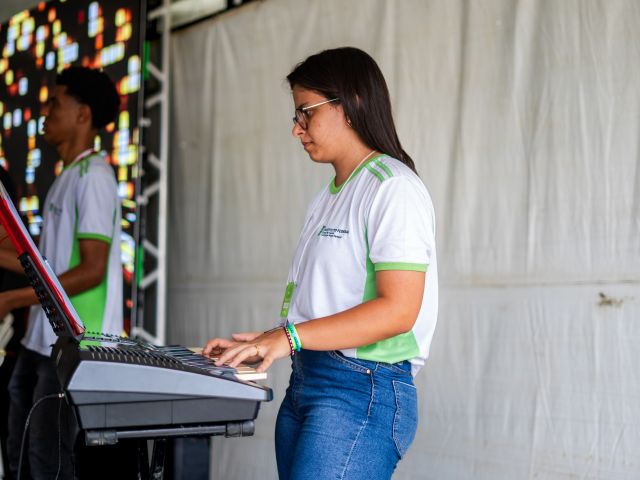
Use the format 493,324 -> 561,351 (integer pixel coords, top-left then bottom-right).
215,342 -> 246,366
256,356 -> 273,373
203,337 -> 233,355
226,344 -> 256,368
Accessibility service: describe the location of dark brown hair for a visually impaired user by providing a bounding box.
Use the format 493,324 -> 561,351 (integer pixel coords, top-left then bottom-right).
287,47 -> 416,174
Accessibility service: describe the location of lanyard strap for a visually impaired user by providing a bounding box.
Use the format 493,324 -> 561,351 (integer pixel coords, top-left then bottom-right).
66,148 -> 96,169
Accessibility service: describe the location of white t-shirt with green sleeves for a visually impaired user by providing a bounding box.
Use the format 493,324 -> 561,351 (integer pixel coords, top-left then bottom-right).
286,154 -> 438,376
22,152 -> 123,357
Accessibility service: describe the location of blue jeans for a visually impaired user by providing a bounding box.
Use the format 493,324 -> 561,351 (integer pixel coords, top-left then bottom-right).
275,350 -> 418,480
7,347 -> 75,480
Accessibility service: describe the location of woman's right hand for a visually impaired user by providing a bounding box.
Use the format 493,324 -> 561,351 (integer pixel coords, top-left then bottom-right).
202,331 -> 262,357
214,327 -> 292,372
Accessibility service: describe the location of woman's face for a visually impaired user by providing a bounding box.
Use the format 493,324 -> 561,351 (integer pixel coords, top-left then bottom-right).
291,86 -> 350,164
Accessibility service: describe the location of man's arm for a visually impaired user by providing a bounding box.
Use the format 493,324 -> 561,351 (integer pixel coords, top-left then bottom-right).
0,239 -> 109,318
0,224 -> 22,273
0,248 -> 22,274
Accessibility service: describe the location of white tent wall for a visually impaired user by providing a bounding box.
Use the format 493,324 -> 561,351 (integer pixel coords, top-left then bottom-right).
168,1 -> 640,479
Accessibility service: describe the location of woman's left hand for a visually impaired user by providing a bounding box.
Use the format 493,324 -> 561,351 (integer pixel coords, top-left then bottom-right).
215,327 -> 292,373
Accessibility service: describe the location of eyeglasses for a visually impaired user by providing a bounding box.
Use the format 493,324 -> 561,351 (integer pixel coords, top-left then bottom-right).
292,98 -> 339,129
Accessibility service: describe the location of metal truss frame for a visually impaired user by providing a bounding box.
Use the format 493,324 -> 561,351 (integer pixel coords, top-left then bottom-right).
132,0 -> 170,345
132,0 -> 254,345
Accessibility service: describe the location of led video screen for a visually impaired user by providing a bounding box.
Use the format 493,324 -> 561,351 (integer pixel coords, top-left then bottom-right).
0,0 -> 145,330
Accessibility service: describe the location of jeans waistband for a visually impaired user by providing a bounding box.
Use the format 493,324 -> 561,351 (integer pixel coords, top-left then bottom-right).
294,350 -> 413,377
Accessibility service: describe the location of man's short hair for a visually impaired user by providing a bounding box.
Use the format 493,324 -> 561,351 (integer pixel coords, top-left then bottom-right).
56,67 -> 120,130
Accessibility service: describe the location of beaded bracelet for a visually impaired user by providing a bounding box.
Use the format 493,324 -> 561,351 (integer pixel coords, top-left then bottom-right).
286,321 -> 302,352
285,324 -> 298,352
283,326 -> 296,356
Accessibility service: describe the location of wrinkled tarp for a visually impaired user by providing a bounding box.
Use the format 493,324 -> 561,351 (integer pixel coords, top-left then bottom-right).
168,1 -> 640,478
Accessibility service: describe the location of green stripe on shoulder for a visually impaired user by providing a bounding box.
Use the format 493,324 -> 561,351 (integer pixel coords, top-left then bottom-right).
79,158 -> 91,177
374,262 -> 428,272
374,159 -> 393,178
365,164 -> 385,182
77,233 -> 112,244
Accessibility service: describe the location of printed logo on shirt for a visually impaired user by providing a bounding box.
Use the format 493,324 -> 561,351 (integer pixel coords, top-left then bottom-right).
48,202 -> 63,216
318,226 -> 349,239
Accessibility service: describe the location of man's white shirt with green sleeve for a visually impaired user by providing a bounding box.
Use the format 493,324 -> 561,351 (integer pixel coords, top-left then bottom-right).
22,153 -> 123,356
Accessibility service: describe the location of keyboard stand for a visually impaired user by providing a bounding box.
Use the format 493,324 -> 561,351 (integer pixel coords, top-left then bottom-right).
136,438 -> 166,480
83,421 -> 255,479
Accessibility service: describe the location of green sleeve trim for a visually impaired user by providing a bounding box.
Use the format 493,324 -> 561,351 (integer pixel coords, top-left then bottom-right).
374,262 -> 428,272
77,233 -> 112,244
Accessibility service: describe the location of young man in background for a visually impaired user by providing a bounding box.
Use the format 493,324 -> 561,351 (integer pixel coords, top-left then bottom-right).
0,66 -> 122,479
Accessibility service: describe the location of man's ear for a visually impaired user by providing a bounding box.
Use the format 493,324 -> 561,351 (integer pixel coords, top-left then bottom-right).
77,103 -> 93,127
